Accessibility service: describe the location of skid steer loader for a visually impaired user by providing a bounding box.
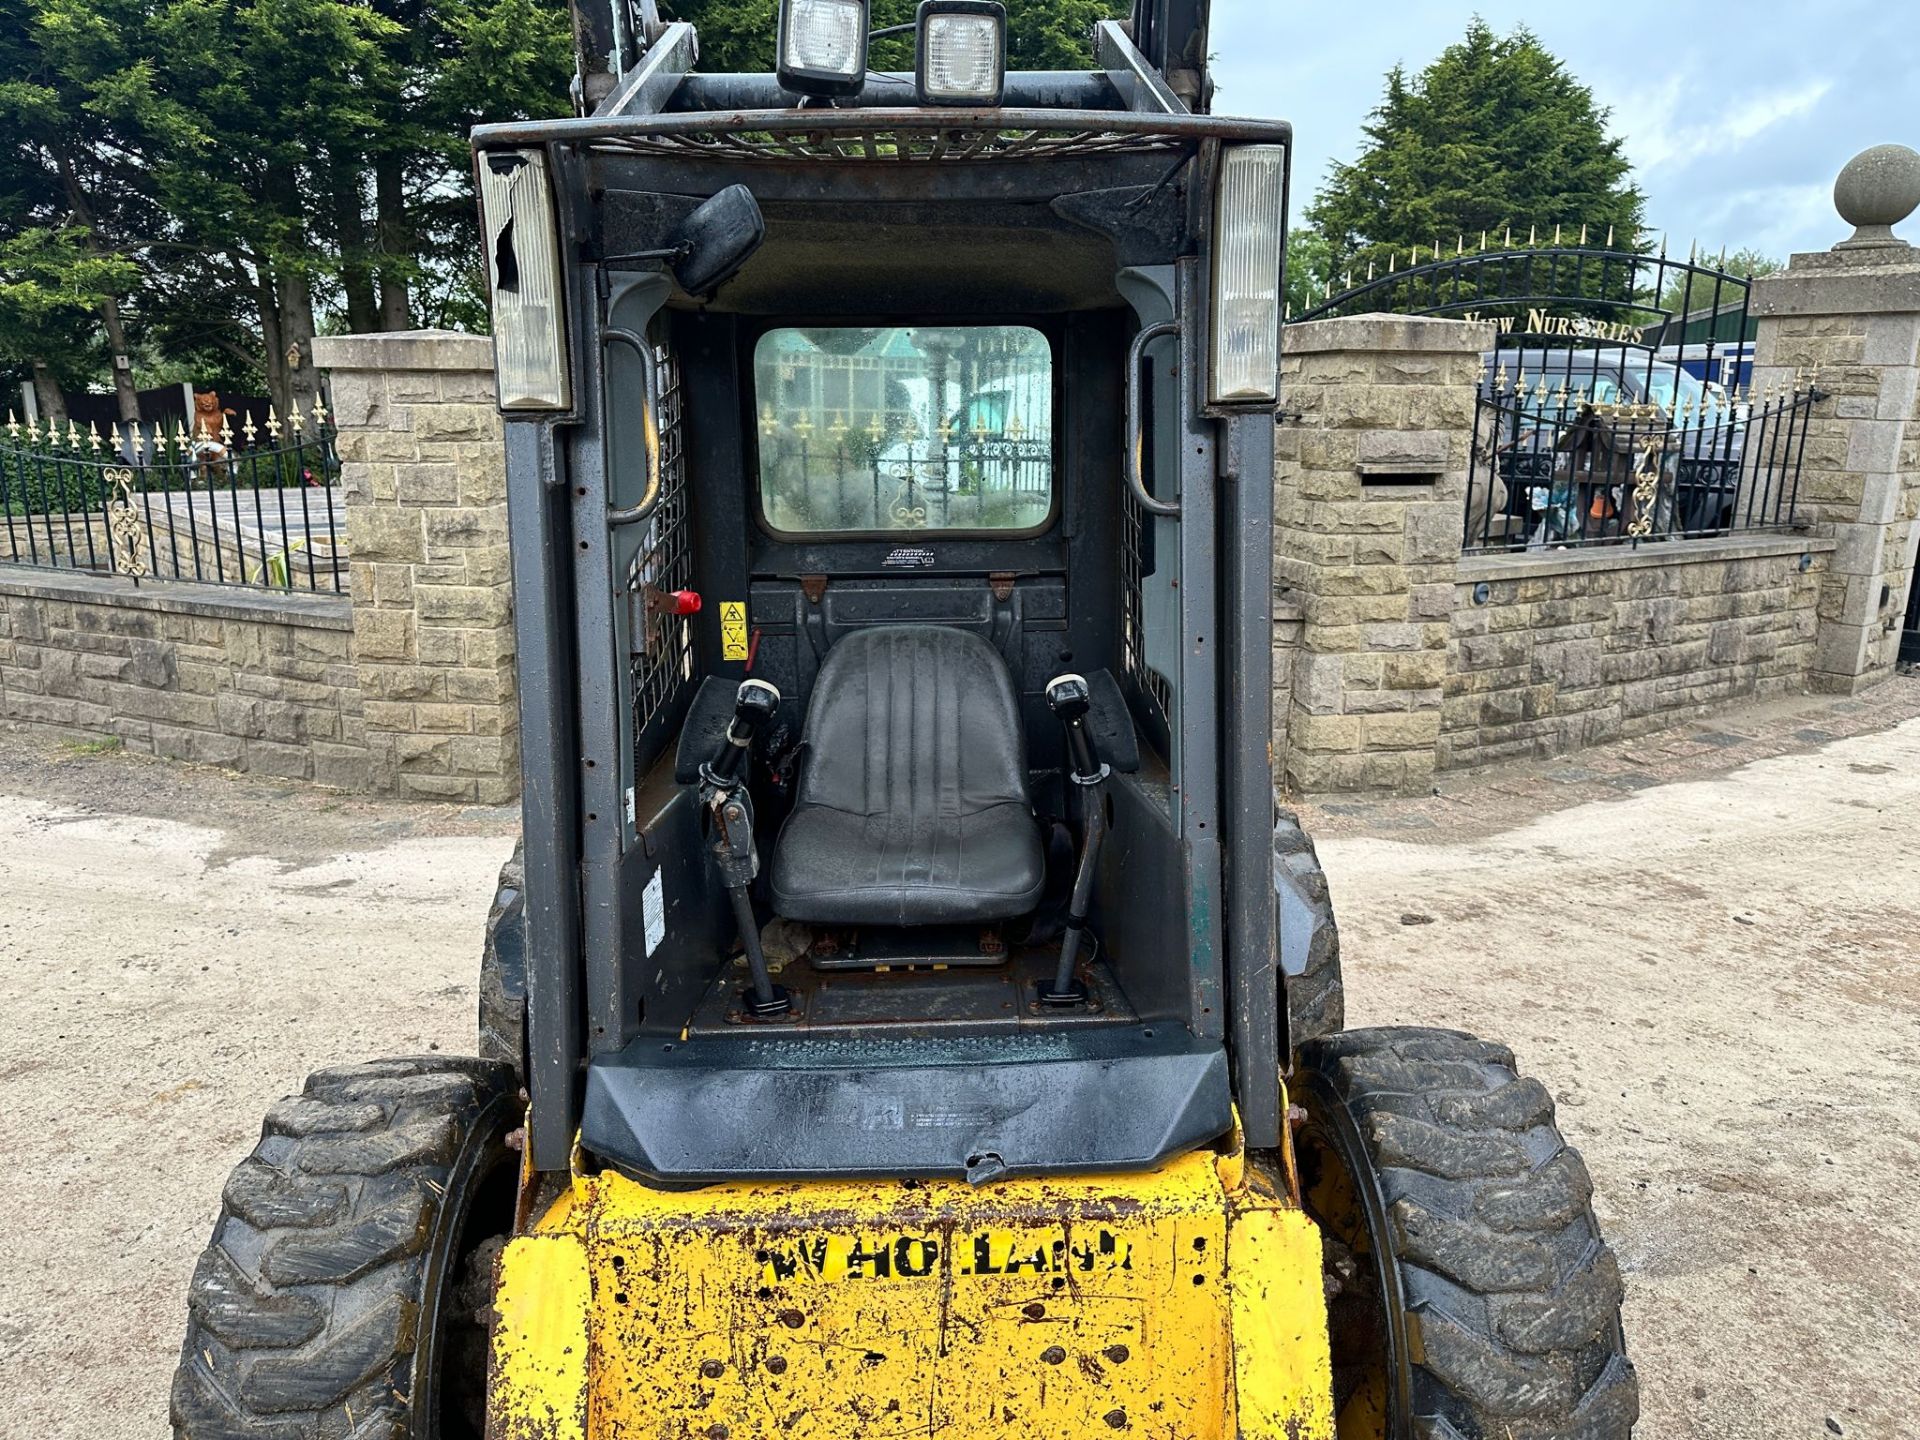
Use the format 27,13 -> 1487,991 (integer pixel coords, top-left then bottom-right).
172,3 -> 1638,1436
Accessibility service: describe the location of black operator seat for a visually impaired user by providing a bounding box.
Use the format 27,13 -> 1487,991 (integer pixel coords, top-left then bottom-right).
768,625 -> 1046,927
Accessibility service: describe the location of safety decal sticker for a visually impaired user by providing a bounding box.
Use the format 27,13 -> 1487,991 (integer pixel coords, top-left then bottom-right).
642,869 -> 666,958
721,601 -> 749,661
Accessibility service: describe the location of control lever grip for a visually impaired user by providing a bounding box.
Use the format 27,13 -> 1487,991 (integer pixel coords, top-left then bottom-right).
705,678 -> 781,786
1045,672 -> 1098,780
1040,672 -> 1107,1008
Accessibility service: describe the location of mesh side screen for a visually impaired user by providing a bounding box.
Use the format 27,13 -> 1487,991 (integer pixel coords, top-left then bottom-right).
628,341 -> 695,758
1120,486 -> 1170,732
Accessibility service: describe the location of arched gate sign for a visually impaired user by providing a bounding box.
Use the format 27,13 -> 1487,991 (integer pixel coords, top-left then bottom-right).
1293,242 -> 1820,553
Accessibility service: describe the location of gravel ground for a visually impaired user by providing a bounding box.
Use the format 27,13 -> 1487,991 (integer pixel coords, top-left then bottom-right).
1301,676 -> 1920,1440
0,735 -> 519,1440
2,680 -> 1917,1439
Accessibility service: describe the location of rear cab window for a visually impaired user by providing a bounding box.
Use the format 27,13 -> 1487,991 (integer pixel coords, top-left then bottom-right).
753,325 -> 1055,536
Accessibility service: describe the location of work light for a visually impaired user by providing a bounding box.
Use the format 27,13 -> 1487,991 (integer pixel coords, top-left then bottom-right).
777,0 -> 870,98
476,149 -> 570,411
1209,144 -> 1289,407
916,0 -> 1006,106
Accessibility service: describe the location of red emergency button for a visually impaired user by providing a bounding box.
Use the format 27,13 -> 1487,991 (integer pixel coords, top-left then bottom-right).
643,587 -> 703,617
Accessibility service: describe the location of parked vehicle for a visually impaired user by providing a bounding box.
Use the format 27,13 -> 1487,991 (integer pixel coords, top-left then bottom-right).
1480,343 -> 1748,542
1657,340 -> 1754,392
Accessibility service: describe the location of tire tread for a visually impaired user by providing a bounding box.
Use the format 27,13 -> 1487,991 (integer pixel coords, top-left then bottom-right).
1299,1026 -> 1638,1439
172,1057 -> 514,1440
1277,808 -> 1344,1048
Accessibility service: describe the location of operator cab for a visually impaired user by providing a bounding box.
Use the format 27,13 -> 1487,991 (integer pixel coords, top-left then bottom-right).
475,2 -> 1292,1184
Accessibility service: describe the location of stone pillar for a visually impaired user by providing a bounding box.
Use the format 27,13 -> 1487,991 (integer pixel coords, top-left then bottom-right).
1275,314 -> 1493,792
312,331 -> 520,803
1751,144 -> 1920,693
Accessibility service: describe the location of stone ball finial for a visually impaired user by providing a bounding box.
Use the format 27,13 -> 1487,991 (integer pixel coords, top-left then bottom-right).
1833,143 -> 1920,249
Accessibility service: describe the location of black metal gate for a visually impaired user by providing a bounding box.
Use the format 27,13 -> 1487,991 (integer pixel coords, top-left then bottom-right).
1294,239 -> 1821,553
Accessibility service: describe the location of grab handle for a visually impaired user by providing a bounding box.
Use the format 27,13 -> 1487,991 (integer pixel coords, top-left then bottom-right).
1125,321 -> 1182,519
603,327 -> 663,528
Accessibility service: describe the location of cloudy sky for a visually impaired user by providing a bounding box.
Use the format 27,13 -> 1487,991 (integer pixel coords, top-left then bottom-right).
1209,1 -> 1920,261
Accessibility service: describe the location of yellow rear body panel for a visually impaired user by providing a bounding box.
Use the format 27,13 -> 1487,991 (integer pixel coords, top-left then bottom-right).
489,1134 -> 1335,1440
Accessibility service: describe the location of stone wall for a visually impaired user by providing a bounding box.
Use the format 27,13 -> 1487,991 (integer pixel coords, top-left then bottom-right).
1752,247 -> 1920,689
1270,147 -> 1920,793
1275,315 -> 1493,792
0,568 -> 366,786
313,331 -> 519,804
1442,537 -> 1830,772
0,330 -> 521,803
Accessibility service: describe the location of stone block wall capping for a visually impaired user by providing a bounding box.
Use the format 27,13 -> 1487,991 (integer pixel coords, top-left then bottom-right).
310,330 -> 496,375
0,565 -> 352,630
1455,534 -> 1835,586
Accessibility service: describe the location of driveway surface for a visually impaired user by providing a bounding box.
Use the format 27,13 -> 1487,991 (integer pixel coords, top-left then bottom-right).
0,737 -> 519,1440
1300,677 -> 1920,1440
1,679 -> 1917,1438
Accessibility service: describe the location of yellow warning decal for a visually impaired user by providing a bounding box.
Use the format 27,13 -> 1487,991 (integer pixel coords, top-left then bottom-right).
720,601 -> 749,661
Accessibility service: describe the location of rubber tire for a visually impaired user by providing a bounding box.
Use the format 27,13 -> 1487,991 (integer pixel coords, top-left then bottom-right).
1277,807 -> 1344,1049
1295,1027 -> 1638,1440
171,1057 -> 519,1440
478,840 -> 528,1083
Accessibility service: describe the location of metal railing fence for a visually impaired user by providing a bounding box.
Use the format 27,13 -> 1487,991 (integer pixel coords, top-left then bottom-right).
1464,376 -> 1819,553
0,408 -> 343,592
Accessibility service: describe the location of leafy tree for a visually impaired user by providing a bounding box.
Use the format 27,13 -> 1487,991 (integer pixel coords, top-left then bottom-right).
2,0 -> 570,416
1308,20 -> 1644,276
1657,247 -> 1781,316
6,0 -> 1117,415
1284,229 -> 1332,318
0,227 -> 131,424
399,0 -> 574,329
0,0 -> 154,424
663,0 -> 1123,73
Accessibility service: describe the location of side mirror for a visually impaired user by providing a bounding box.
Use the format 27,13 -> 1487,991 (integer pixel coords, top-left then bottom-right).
671,185 -> 766,300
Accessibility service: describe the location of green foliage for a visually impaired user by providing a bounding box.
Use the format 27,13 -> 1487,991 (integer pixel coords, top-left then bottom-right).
1,0 -> 574,405
0,226 -> 133,384
2,0 -> 1113,405
0,441 -> 105,516
1308,20 -> 1645,274
0,0 -> 151,398
662,0 -> 1123,73
1284,229 -> 1333,317
1657,248 -> 1781,315
60,735 -> 124,755
363,0 -> 575,325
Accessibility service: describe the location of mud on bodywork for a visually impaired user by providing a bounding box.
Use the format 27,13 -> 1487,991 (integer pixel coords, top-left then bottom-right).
489,1131 -> 1336,1440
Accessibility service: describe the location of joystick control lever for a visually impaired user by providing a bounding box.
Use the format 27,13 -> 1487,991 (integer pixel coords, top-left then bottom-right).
704,678 -> 781,790
700,679 -> 790,1017
1039,674 -> 1110,1007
